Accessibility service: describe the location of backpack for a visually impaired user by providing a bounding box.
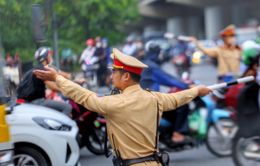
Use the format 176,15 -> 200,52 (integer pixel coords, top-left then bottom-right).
16,68 -> 45,102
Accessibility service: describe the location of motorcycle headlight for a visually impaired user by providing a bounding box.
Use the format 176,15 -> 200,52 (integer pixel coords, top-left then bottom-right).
0,150 -> 13,165
33,117 -> 71,131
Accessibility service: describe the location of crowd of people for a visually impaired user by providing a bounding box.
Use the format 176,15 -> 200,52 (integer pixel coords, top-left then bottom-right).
79,36 -> 111,88
5,52 -> 21,67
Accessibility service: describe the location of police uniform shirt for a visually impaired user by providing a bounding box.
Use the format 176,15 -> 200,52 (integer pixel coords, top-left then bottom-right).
203,46 -> 241,76
55,75 -> 198,161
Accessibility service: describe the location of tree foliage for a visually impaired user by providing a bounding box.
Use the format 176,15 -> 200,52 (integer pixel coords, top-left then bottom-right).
0,0 -> 139,60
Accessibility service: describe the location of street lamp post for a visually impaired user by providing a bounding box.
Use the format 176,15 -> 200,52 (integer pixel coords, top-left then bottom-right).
51,0 -> 60,69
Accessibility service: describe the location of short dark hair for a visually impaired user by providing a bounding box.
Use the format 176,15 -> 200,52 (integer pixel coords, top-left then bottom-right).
117,69 -> 141,83
129,72 -> 141,82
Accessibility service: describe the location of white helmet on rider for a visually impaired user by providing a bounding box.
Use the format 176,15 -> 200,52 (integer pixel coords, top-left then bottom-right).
34,47 -> 52,63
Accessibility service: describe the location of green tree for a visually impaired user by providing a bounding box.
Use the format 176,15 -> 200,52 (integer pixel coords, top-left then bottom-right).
0,0 -> 140,61
0,0 -> 37,60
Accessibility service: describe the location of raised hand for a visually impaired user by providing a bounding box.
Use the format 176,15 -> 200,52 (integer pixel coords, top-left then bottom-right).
196,85 -> 212,97
33,65 -> 59,81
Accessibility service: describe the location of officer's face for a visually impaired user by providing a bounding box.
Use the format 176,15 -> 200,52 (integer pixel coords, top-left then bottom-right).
111,69 -> 127,90
223,35 -> 236,46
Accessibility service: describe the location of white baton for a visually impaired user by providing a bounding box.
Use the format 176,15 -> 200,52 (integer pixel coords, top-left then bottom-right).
207,76 -> 255,90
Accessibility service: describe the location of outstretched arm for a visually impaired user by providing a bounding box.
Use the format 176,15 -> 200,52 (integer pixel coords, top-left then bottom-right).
190,37 -> 218,58
45,81 -> 60,91
33,66 -> 109,115
154,86 -> 211,112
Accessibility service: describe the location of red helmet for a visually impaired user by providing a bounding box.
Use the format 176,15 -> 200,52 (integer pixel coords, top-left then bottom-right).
86,38 -> 94,46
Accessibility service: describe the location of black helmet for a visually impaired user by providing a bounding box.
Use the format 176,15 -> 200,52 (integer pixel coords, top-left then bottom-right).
34,47 -> 51,63
145,41 -> 161,54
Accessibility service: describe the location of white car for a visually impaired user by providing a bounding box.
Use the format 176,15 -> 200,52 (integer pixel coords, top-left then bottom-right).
0,142 -> 13,166
7,103 -> 80,166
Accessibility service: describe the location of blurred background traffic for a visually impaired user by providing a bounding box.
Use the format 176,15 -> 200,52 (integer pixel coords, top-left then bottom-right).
1,0 -> 260,166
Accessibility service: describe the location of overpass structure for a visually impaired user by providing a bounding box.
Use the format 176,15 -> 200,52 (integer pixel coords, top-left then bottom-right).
138,0 -> 260,39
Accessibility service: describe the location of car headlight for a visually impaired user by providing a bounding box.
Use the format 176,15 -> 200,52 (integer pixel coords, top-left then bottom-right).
33,117 -> 72,131
0,150 -> 13,165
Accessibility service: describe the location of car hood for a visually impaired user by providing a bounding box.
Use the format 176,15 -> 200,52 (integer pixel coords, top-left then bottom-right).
11,104 -> 76,126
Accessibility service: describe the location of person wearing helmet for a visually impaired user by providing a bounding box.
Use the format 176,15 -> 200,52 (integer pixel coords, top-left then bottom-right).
17,47 -> 72,115
171,40 -> 192,77
235,49 -> 260,150
241,40 -> 260,77
79,38 -> 96,74
34,47 -> 52,65
190,25 -> 242,82
141,41 -> 192,148
141,41 -> 188,91
122,36 -> 137,56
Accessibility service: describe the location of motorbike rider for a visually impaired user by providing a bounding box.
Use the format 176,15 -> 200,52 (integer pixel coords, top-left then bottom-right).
141,41 -> 188,90
79,38 -> 96,79
95,36 -> 108,87
140,41 -> 193,147
236,40 -> 260,137
190,25 -> 242,82
233,42 -> 260,162
17,47 -> 72,115
171,40 -> 192,76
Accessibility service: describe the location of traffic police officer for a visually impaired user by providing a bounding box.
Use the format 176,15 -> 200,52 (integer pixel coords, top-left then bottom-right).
191,25 -> 242,82
34,48 -> 211,166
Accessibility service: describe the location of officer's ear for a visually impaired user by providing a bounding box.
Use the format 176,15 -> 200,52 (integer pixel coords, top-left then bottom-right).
122,72 -> 131,82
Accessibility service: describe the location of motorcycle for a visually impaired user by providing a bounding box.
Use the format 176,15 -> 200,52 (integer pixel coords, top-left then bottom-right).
81,56 -> 99,91
172,53 -> 191,77
203,87 -> 239,157
70,99 -> 107,155
231,82 -> 260,166
158,87 -> 207,151
232,136 -> 260,166
158,85 -> 240,156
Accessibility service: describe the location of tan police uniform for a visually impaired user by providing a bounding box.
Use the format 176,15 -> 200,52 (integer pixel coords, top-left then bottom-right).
196,25 -> 241,79
204,46 -> 241,76
55,49 -> 199,165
